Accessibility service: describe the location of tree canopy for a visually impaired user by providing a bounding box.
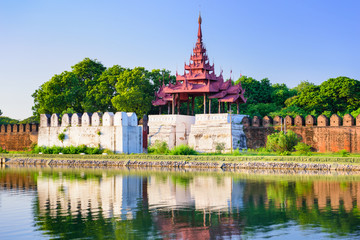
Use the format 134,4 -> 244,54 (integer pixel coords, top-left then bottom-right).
32,58 -> 175,119
31,58 -> 360,120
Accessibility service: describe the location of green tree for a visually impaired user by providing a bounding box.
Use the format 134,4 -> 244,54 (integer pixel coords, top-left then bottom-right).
32,71 -> 83,116
71,58 -> 106,112
0,109 -> 2,116
111,67 -> 153,117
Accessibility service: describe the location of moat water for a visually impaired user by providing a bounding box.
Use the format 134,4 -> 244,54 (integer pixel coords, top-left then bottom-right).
1,166 -> 360,239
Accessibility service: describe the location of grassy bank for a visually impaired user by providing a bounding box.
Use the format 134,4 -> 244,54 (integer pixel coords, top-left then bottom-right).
2,152 -> 360,164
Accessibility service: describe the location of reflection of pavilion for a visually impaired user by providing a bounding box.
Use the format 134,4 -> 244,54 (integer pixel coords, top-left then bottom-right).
37,174 -> 142,219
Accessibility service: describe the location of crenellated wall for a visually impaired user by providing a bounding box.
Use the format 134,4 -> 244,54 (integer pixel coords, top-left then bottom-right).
242,114 -> 360,152
38,112 -> 143,154
0,123 -> 39,151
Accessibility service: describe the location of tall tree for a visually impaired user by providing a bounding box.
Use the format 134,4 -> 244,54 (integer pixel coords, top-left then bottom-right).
111,67 -> 153,117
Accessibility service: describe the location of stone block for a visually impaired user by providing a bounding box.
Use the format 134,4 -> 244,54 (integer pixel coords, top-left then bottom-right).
126,112 -> 138,126
252,116 -> 261,127
241,116 -> 251,127
343,114 -> 354,126
40,114 -> 51,127
294,115 -> 304,126
6,125 -> 13,132
262,116 -> 273,127
71,113 -> 82,127
82,113 -> 92,127
114,112 -> 128,126
273,116 -> 282,126
317,115 -> 329,126
51,113 -> 60,127
92,112 -> 102,126
330,114 -> 342,126
285,115 -> 294,126
103,112 -> 114,126
61,114 -> 72,127
305,115 -> 316,126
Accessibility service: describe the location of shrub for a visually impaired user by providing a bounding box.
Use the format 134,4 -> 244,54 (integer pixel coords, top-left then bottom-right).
232,148 -> 241,156
31,145 -> 104,155
338,149 -> 350,157
148,141 -> 169,154
0,147 -> 8,153
215,142 -> 225,154
170,144 -> 197,155
294,142 -> 312,155
266,130 -> 300,153
58,133 -> 65,142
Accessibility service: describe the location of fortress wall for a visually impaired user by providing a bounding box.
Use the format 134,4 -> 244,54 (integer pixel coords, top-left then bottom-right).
242,114 -> 360,153
38,112 -> 143,154
0,124 -> 39,151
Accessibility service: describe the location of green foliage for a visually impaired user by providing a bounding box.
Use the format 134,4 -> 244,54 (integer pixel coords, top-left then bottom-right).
286,76 -> 360,117
338,149 -> 350,157
31,145 -> 104,155
0,147 -> 8,153
351,108 -> 360,118
266,130 -> 301,153
170,144 -> 197,155
0,109 -> 2,116
215,142 -> 225,153
148,141 -> 169,154
294,142 -> 312,155
111,67 -> 153,117
19,116 -> 38,124
0,116 -> 19,125
58,133 -> 65,142
269,105 -> 308,118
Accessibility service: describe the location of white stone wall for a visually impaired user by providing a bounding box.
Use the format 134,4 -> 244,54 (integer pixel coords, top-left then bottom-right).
188,114 -> 247,152
148,115 -> 195,149
148,113 -> 247,152
38,112 -> 142,154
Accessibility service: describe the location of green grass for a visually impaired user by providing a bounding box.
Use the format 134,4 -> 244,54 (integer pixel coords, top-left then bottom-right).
2,152 -> 360,165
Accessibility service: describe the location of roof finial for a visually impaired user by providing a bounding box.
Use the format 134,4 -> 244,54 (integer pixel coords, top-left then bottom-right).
197,12 -> 202,40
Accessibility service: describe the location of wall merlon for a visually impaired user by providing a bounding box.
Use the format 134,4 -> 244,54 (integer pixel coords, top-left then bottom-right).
285,115 -> 294,126
262,116 -> 273,127
343,114 -> 355,126
252,116 -> 261,127
330,114 -> 342,126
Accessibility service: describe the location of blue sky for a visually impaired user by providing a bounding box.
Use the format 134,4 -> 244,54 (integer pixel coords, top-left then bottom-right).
1,0 -> 360,119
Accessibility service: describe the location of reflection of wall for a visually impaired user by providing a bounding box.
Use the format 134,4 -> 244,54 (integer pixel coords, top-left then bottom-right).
148,176 -> 244,212
37,175 -> 142,219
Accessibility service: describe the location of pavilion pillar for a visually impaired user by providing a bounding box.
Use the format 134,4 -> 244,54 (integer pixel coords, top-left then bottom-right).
222,102 -> 225,113
227,102 -> 231,113
177,94 -> 180,115
237,102 -> 239,114
203,94 -> 206,114
159,106 -> 162,115
172,94 -> 175,115
209,99 -> 211,114
218,101 -> 221,114
187,99 -> 190,115
192,97 -> 195,115
168,102 -> 170,114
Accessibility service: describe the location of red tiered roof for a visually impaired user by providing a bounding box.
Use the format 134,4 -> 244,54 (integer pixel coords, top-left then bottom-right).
152,14 -> 247,110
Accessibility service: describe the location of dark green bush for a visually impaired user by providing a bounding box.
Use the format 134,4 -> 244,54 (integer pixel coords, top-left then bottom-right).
170,144 -> 197,155
0,147 -> 8,153
266,130 -> 300,153
148,141 -> 169,154
294,142 -> 312,155
31,145 -> 104,155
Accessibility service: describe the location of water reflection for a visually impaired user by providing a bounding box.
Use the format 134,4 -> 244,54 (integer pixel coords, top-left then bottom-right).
1,167 -> 360,239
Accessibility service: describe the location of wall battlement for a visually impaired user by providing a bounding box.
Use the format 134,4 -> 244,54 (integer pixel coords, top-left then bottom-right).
38,112 -> 142,154
242,114 -> 360,153
241,114 -> 360,127
0,123 -> 39,151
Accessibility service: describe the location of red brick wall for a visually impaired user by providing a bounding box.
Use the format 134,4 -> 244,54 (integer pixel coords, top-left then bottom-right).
242,114 -> 360,153
0,124 -> 38,151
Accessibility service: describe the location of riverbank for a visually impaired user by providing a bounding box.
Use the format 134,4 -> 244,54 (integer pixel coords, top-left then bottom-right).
2,153 -> 360,171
